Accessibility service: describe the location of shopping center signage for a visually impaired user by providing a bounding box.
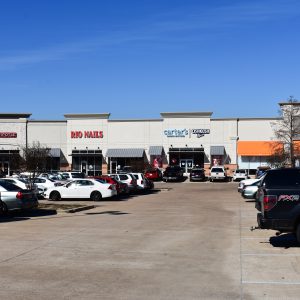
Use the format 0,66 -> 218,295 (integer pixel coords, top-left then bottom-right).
191,129 -> 210,138
164,128 -> 210,138
71,131 -> 104,139
164,129 -> 188,137
0,132 -> 17,138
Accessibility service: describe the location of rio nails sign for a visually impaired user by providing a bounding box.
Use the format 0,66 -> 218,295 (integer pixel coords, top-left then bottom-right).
71,131 -> 104,139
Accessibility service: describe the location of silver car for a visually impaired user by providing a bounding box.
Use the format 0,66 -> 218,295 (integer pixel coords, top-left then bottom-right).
0,180 -> 38,216
242,181 -> 261,199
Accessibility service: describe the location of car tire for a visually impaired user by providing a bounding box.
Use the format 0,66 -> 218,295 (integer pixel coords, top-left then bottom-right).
50,191 -> 61,201
0,200 -> 8,216
91,191 -> 102,201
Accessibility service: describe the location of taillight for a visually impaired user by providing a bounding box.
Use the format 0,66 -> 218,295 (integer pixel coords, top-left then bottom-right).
263,195 -> 277,211
16,192 -> 23,199
108,185 -> 115,190
130,180 -> 133,184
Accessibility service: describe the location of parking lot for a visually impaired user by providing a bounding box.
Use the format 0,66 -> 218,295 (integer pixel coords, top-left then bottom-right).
1,181 -> 300,299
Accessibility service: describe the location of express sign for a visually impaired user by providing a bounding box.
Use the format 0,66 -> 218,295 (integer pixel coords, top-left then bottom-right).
0,132 -> 17,138
71,131 -> 103,139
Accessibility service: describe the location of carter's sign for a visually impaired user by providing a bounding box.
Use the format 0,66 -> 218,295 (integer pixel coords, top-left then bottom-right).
71,131 -> 103,139
164,129 -> 188,137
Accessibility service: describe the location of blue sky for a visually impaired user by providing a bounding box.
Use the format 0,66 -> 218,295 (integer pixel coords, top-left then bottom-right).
0,0 -> 299,120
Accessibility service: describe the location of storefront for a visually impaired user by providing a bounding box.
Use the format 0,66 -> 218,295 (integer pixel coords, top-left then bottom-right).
0,110 -> 285,175
210,146 -> 228,166
70,149 -> 103,176
237,141 -> 283,173
148,146 -> 166,169
106,148 -> 147,173
168,147 -> 205,173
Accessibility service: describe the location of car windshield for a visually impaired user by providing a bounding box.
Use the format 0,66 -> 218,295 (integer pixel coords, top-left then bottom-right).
191,169 -> 203,173
235,169 -> 246,173
71,173 -> 85,178
211,168 -> 223,172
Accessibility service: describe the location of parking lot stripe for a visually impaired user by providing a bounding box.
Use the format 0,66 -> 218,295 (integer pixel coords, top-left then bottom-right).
242,253 -> 300,257
243,281 -> 300,285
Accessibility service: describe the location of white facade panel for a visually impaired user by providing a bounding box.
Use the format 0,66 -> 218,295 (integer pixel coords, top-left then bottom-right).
238,119 -> 277,141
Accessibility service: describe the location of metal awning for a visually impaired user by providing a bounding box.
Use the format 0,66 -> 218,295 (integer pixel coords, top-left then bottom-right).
149,146 -> 163,156
49,148 -> 61,158
106,148 -> 144,158
210,146 -> 225,155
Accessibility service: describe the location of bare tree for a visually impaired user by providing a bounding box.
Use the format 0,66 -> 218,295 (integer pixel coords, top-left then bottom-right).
21,142 -> 50,178
272,96 -> 300,167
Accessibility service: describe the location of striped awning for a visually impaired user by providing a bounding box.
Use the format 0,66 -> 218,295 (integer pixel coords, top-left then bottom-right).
149,146 -> 163,156
210,146 -> 225,155
106,148 -> 144,158
49,148 -> 61,157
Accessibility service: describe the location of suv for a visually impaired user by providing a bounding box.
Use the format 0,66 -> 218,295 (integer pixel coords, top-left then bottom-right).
189,168 -> 206,182
255,168 -> 300,243
233,169 -> 248,181
209,166 -> 227,182
162,166 -> 184,182
108,173 -> 138,192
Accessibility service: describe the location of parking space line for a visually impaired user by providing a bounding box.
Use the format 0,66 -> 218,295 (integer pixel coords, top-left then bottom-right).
241,237 -> 268,240
243,281 -> 300,285
242,253 -> 300,257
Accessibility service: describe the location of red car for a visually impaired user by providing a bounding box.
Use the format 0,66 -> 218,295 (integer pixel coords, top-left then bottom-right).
94,176 -> 129,195
144,168 -> 162,181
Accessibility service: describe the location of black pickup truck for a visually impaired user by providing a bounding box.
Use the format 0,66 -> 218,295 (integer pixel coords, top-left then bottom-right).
256,168 -> 300,243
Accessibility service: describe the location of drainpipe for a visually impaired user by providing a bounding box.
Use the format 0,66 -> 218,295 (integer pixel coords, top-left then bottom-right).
236,118 -> 239,169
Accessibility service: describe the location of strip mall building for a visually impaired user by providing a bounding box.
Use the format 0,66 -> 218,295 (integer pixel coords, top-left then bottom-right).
0,109 -> 286,176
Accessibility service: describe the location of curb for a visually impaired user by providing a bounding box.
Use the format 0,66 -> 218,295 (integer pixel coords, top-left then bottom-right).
65,205 -> 96,213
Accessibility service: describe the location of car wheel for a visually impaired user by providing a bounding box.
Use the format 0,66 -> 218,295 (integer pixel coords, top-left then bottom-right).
0,201 -> 8,216
50,191 -> 61,201
91,191 -> 102,201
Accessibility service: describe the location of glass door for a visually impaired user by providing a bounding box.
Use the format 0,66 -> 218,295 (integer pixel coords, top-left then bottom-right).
110,161 -> 117,174
180,159 -> 193,173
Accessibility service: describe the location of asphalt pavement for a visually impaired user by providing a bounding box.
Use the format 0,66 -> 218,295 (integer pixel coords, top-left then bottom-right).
0,181 -> 299,299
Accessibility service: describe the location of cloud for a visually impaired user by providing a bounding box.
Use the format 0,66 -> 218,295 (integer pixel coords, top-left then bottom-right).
0,0 -> 299,70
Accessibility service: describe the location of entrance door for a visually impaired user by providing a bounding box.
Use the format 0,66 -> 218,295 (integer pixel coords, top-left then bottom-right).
180,159 -> 193,173
81,161 -> 87,175
110,161 -> 117,174
3,161 -> 9,176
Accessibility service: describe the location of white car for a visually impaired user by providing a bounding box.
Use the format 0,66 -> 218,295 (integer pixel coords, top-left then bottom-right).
233,169 -> 249,181
210,166 -> 228,182
108,173 -> 138,191
238,178 -> 261,193
131,173 -> 148,190
44,179 -> 117,201
32,177 -> 58,190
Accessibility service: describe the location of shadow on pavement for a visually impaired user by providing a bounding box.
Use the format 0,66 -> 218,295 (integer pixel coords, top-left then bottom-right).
0,208 -> 57,223
85,210 -> 130,216
269,233 -> 299,248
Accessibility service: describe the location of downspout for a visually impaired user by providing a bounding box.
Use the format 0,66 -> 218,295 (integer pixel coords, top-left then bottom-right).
236,118 -> 239,169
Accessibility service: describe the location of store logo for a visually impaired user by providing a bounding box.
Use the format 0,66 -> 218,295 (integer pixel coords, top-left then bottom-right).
71,131 -> 104,139
164,129 -> 188,137
191,129 -> 210,138
0,132 -> 17,138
